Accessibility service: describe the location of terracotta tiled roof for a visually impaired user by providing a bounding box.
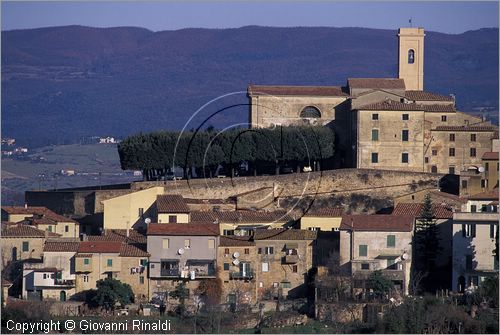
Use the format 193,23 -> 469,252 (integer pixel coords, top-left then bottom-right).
433,126 -> 498,132
147,223 -> 220,236
392,203 -> 454,219
1,206 -> 77,223
303,207 -> 344,217
28,267 -> 59,273
2,279 -> 13,287
467,188 -> 499,200
248,85 -> 348,97
405,90 -> 454,101
348,78 -> 405,90
44,241 -> 80,252
156,195 -> 190,213
340,215 -> 414,232
119,243 -> 150,257
191,210 -> 292,224
20,217 -> 57,226
191,211 -> 218,223
357,100 -> 455,112
184,198 -> 235,205
253,228 -> 317,240
482,152 -> 499,160
220,236 -> 255,247
88,229 -> 147,244
1,223 -> 61,238
428,190 -> 467,205
78,241 -> 122,253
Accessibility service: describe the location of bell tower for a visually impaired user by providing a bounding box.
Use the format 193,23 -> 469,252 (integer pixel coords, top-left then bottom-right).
398,27 -> 425,91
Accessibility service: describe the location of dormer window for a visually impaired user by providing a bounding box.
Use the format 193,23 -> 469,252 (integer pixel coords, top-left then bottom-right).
408,49 -> 415,64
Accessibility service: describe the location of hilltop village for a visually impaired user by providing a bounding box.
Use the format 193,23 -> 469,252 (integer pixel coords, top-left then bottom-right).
1,28 -> 499,331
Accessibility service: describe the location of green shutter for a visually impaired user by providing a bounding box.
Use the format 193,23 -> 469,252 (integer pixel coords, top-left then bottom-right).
107,259 -> 113,267
84,258 -> 90,265
359,245 -> 368,257
387,235 -> 396,247
223,263 -> 230,271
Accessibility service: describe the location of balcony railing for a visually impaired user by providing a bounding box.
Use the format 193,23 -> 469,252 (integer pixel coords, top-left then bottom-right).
229,270 -> 254,280
160,269 -> 180,277
282,255 -> 299,264
54,279 -> 75,287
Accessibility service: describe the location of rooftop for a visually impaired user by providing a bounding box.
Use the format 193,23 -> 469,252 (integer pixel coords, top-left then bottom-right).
191,210 -> 292,224
77,241 -> 149,257
43,240 -> 80,252
348,78 -> 405,90
247,85 -> 347,97
357,100 -> 455,112
220,236 -> 255,247
87,229 -> 147,244
253,228 -> 317,240
392,203 -> 454,219
467,188 -> 499,201
405,90 -> 454,102
156,194 -> 191,213
303,207 -> 344,217
1,206 -> 77,223
340,215 -> 414,232
433,125 -> 498,132
482,152 -> 499,160
147,223 -> 220,236
1,223 -> 61,238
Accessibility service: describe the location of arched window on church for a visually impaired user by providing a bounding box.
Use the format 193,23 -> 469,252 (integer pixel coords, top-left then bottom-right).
300,106 -> 321,118
408,49 -> 415,64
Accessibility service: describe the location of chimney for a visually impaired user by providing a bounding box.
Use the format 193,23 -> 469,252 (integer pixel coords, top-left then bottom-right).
24,203 -> 28,209
45,229 -> 49,238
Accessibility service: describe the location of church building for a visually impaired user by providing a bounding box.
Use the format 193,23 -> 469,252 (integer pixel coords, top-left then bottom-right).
247,28 -> 498,174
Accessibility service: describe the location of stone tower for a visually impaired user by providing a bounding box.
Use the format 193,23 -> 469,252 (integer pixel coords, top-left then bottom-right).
398,27 -> 425,91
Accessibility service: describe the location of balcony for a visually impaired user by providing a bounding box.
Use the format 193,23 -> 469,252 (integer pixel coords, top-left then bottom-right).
230,270 -> 254,280
185,260 -> 216,278
54,279 -> 76,287
282,255 -> 299,264
161,268 -> 180,277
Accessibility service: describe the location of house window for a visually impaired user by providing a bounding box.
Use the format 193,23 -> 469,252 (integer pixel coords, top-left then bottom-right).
441,115 -> 447,122
470,205 -> 477,212
408,49 -> 415,64
281,281 -> 291,288
361,263 -> 370,270
244,248 -> 250,254
466,255 -> 473,270
372,113 -> 379,120
138,208 -> 144,217
481,179 -> 486,188
470,148 -> 476,157
139,276 -> 145,284
359,245 -> 368,257
223,230 -> 234,236
401,153 -> 409,163
43,274 -> 48,279
402,114 -> 409,121
262,262 -> 269,272
292,265 -> 298,273
449,148 -> 455,157
371,153 -> 378,163
471,134 -> 476,142
449,133 -> 455,141
462,224 -> 476,238
83,275 -> 89,283
184,239 -> 191,248
22,241 -> 29,252
107,259 -> 113,267
224,248 -> 230,255
300,106 -> 321,118
48,226 -> 52,232
140,259 -> 148,266
162,239 -> 169,249
431,166 -> 438,173
449,166 -> 455,175
208,239 -> 215,249
264,247 -> 274,254
371,129 -> 379,141
462,180 -> 468,189
481,205 -> 488,212
84,258 -> 90,265
425,157 -> 429,163
485,163 -> 489,171
387,235 -> 396,248
223,263 -> 230,271
168,215 -> 177,223
402,130 -> 409,141
432,149 -> 437,156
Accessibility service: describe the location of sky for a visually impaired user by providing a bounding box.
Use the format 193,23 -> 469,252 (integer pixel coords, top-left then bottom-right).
1,1 -> 499,34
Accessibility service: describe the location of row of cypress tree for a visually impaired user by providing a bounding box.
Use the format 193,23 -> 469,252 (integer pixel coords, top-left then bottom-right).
117,125 -> 335,180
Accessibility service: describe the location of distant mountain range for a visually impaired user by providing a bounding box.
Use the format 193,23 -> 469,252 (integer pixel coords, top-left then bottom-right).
2,25 -> 498,147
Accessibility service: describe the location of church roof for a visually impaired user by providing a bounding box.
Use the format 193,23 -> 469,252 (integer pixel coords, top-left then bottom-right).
247,85 -> 348,97
348,78 -> 405,90
357,100 -> 455,112
405,90 -> 454,102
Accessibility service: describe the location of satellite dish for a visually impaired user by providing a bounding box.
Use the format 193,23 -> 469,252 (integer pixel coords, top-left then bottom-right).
478,166 -> 485,173
401,253 -> 408,260
145,218 -> 151,224
178,248 -> 184,255
232,259 -> 240,266
233,252 -> 240,258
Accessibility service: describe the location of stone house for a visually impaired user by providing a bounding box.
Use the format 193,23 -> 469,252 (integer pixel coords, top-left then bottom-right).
299,208 -> 344,231
461,188 -> 498,213
1,223 -> 60,264
146,223 -> 220,304
156,194 -> 191,223
22,240 -> 79,301
339,215 -> 414,295
1,206 -> 79,238
74,241 -> 150,302
253,229 -> 317,299
451,212 -> 498,292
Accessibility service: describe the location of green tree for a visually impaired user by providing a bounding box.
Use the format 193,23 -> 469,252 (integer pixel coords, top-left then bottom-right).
367,270 -> 394,300
92,278 -> 134,310
170,282 -> 190,317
